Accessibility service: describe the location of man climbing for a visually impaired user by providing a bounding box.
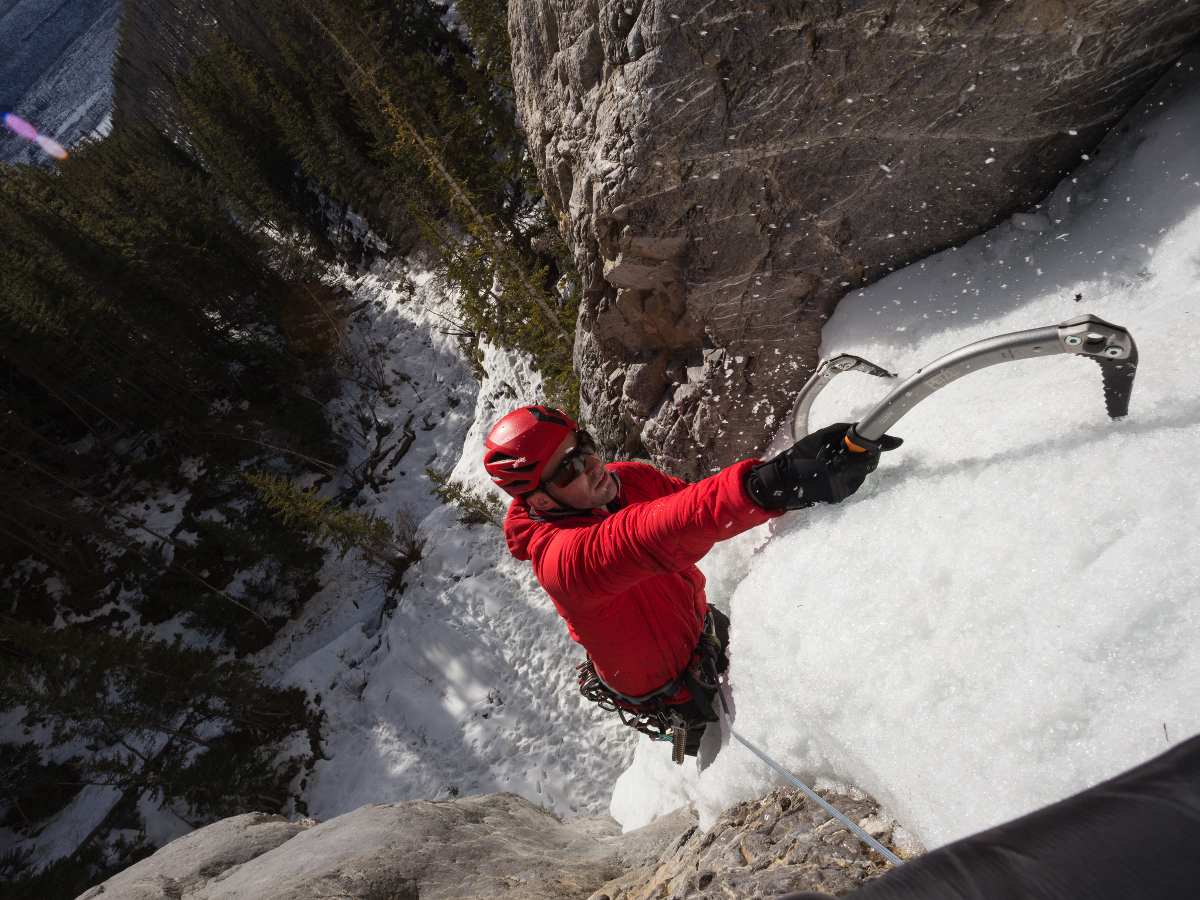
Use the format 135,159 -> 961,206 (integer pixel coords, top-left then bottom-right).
484,405 -> 900,759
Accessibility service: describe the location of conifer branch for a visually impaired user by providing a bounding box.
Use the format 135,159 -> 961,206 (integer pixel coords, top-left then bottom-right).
294,1 -> 573,345
426,469 -> 506,528
1,449 -> 271,627
246,472 -> 421,567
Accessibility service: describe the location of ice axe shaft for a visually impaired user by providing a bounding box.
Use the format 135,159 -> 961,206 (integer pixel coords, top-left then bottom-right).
790,314 -> 1138,446
852,314 -> 1137,445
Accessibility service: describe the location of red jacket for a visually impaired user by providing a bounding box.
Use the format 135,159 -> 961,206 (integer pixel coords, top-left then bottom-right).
504,459 -> 780,698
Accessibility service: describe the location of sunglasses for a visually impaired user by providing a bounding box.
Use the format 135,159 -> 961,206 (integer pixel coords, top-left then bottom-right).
540,430 -> 597,490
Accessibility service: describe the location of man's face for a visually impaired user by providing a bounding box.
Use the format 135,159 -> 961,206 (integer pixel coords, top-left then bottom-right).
527,431 -> 618,511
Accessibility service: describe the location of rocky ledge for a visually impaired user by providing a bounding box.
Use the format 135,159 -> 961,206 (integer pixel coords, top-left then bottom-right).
77,788 -> 911,899
589,787 -> 915,900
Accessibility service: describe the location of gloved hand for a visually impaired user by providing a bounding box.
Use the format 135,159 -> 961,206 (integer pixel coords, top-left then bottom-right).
789,422 -> 858,460
745,423 -> 902,510
818,427 -> 904,501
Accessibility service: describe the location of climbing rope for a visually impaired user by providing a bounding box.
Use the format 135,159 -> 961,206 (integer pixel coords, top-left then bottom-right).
715,688 -> 905,868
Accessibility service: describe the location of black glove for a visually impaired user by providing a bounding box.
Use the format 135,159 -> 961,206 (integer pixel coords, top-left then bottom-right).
817,428 -> 903,502
788,422 -> 859,461
745,423 -> 902,510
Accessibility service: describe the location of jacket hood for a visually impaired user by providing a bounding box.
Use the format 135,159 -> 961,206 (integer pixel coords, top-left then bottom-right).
504,501 -> 538,561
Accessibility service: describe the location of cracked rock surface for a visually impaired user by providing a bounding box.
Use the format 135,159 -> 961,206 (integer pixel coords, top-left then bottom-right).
587,787 -> 914,900
76,812 -> 320,899
509,0 -> 1200,477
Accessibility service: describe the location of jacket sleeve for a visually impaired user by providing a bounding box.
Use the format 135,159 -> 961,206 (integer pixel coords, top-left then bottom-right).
632,463 -> 692,498
531,459 -> 780,614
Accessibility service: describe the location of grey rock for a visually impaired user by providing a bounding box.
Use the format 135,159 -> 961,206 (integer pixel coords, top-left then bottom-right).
78,791 -> 909,900
561,812 -> 627,843
587,787 -> 912,899
601,805 -> 700,872
76,812 -> 318,900
510,0 -> 1200,477
77,794 -> 697,900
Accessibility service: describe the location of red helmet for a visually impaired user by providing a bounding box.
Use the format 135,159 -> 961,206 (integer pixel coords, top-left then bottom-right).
484,405 -> 576,498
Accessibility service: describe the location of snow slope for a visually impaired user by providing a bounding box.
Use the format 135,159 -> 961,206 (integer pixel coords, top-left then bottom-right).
257,251 -> 638,824
0,225 -> 639,868
612,55 -> 1200,849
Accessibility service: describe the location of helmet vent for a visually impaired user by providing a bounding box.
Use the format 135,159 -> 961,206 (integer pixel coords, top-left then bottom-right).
528,407 -> 570,426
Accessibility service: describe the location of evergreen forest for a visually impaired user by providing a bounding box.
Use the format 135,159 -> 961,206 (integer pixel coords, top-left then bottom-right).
0,0 -> 577,895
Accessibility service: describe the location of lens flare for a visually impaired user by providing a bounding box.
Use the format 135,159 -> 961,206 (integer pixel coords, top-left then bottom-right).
3,112 -> 69,159
3,112 -> 38,141
36,134 -> 68,159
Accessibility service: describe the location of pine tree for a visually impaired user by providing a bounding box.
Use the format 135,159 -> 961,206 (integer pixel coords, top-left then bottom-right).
247,472 -> 423,576
0,0 -> 582,879
0,743 -> 85,835
118,0 -> 581,405
0,81 -> 339,862
0,618 -> 314,821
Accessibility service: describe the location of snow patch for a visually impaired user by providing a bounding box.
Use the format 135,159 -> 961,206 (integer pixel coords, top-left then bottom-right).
252,260 -> 638,823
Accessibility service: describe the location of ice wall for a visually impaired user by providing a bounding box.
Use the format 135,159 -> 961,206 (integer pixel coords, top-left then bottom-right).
613,54 -> 1200,849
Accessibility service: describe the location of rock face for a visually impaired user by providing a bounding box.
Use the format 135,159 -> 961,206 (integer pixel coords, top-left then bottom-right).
509,0 -> 1200,477
76,789 -> 908,900
588,787 -> 909,900
76,794 -> 695,900
77,812 -> 319,899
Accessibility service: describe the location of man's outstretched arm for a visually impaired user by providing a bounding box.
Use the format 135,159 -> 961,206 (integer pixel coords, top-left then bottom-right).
532,460 -> 780,611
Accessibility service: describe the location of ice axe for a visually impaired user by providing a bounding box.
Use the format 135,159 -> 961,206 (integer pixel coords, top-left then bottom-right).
789,314 -> 1138,451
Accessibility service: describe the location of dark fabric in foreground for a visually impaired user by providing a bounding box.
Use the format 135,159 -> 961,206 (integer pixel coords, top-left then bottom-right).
779,733 -> 1200,900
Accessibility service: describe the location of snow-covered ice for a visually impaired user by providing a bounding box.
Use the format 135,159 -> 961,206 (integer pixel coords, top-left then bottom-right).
613,55 -> 1200,848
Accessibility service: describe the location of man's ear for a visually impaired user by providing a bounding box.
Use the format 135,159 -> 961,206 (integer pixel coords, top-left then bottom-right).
526,490 -> 557,511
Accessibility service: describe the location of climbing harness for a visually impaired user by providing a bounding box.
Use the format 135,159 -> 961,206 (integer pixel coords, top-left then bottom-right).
578,613 -> 723,764
715,688 -> 905,867
579,640 -> 907,864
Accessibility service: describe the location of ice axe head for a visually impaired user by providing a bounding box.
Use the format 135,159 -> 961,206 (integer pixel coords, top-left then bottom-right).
848,313 -> 1138,444
1057,314 -> 1138,419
